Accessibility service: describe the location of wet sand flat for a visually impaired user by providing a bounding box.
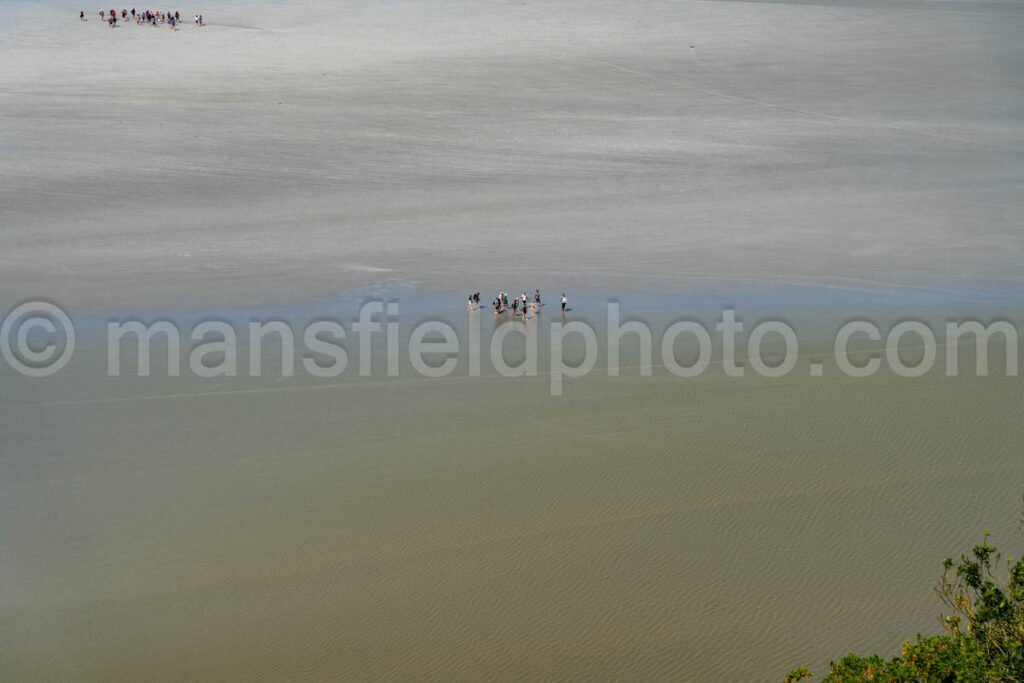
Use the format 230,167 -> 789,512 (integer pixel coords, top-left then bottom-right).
2,0 -> 1024,309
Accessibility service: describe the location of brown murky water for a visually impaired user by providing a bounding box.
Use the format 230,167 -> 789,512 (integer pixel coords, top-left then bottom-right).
2,321 -> 1021,680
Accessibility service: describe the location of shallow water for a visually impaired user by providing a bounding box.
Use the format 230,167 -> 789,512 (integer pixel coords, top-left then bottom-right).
1,289 -> 1021,681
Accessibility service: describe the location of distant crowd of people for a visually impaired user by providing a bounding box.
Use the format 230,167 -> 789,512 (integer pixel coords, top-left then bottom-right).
81,8 -> 204,28
468,290 -> 568,317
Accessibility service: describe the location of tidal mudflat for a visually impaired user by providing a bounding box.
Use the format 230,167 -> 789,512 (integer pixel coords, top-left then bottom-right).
2,0 -> 1023,680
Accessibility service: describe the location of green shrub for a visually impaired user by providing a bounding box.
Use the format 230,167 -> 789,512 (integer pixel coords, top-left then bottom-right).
787,527 -> 1024,682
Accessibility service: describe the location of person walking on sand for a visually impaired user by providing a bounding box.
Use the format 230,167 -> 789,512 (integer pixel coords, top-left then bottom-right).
80,10 -> 86,20
521,292 -> 528,316
561,293 -> 567,314
535,289 -> 541,305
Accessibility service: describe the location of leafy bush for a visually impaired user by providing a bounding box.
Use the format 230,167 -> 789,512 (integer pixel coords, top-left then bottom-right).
786,526 -> 1024,682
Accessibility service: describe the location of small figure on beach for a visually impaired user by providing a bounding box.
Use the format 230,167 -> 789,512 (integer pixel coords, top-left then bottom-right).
535,289 -> 541,304
81,10 -> 86,20
561,293 -> 567,314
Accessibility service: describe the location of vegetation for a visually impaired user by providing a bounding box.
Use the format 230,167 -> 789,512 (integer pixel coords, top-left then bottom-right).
786,507 -> 1024,682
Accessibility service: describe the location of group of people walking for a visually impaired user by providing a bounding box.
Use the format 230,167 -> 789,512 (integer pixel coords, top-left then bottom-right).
83,9 -> 202,28
467,290 -> 568,317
